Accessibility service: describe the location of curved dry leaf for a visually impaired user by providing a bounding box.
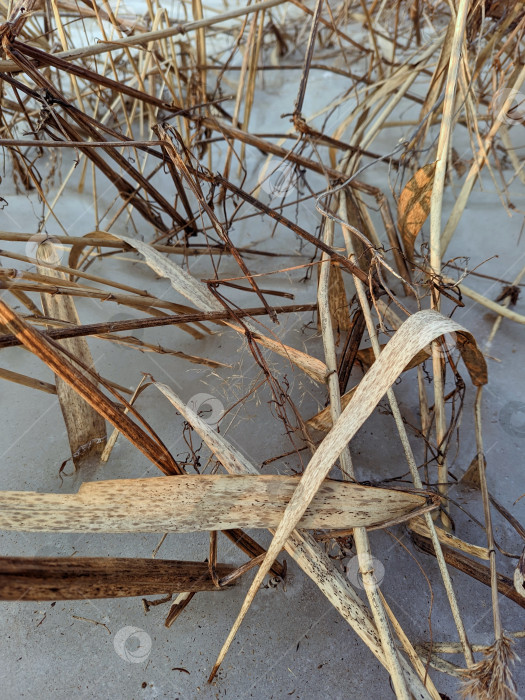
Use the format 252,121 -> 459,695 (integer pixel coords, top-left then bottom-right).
117,234 -> 221,312
397,162 -> 436,261
309,326 -> 487,433
211,309 -> 487,675
356,345 -> 430,371
153,381 -> 435,699
68,231 -> 121,273
455,332 -> 488,386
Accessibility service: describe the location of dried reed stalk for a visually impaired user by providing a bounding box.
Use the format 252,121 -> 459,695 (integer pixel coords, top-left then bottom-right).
428,0 -> 470,532
458,388 -> 518,699
318,215 -> 410,698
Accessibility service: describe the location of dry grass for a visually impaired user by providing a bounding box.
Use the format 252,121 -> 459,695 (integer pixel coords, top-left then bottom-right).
1,0 -> 524,696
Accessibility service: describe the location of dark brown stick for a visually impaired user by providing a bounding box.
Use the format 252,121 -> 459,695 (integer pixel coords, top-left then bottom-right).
488,494 -> 525,541
218,553 -> 265,587
0,304 -> 317,349
411,532 -> 525,610
222,528 -> 286,579
0,557 -> 237,600
164,592 -> 196,628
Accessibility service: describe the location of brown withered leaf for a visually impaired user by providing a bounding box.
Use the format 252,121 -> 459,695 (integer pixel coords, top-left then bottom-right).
455,331 -> 488,386
460,453 -> 484,488
317,261 -> 351,342
329,262 -> 351,339
68,231 -> 122,273
37,240 -> 107,469
397,162 -> 437,262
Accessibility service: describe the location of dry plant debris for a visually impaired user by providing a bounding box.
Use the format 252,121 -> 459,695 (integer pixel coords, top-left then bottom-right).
0,0 -> 524,697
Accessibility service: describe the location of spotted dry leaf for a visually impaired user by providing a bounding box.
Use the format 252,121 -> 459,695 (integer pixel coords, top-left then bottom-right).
397,162 -> 437,262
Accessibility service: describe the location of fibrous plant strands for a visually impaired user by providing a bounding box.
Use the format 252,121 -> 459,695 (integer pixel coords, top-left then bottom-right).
0,474 -> 438,533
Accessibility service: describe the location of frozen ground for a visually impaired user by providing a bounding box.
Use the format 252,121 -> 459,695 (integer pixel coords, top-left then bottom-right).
1,3 -> 524,699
